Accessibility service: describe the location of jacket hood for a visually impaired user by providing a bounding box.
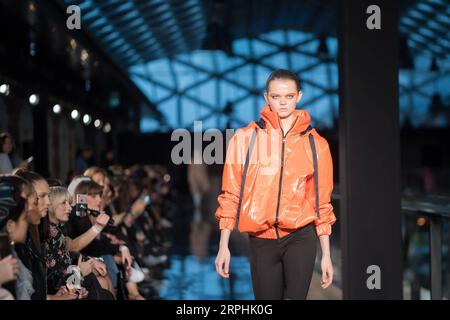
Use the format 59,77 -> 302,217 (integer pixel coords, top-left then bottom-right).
259,104 -> 311,136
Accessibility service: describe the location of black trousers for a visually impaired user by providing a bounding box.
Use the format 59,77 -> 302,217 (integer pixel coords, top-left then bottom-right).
249,223 -> 317,300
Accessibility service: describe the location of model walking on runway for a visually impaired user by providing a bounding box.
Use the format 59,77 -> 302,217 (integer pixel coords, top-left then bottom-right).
215,69 -> 336,300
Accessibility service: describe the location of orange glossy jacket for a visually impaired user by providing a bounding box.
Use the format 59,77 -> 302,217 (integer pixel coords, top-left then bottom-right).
215,105 -> 336,239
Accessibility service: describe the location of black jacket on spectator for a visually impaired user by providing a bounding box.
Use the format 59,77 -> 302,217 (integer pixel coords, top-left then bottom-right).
15,233 -> 48,300
65,214 -> 120,257
45,222 -> 113,300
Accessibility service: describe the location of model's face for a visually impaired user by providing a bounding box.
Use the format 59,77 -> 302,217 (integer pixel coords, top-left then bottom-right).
2,137 -> 13,154
34,180 -> 50,218
264,79 -> 302,119
51,198 -> 72,223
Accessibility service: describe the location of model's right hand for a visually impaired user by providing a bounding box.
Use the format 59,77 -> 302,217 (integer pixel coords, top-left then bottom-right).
215,247 -> 230,278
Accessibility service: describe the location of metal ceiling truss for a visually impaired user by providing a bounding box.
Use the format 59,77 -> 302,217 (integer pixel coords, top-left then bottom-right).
399,0 -> 450,59
61,0 -> 448,131
130,31 -> 338,130
65,0 -> 206,66
399,69 -> 450,126
400,71 -> 450,99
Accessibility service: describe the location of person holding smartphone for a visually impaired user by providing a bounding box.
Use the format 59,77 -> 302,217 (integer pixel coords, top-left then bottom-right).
0,133 -> 30,173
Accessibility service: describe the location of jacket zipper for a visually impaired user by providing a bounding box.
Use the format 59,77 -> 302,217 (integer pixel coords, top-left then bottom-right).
274,116 -> 298,240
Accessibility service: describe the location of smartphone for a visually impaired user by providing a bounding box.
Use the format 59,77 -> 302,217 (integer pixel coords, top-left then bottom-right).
139,193 -> 150,205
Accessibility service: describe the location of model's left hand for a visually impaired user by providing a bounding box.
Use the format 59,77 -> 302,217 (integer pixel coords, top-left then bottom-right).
320,255 -> 333,289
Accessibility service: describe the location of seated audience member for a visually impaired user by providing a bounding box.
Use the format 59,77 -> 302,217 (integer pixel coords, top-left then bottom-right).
12,169 -> 50,300
0,177 -> 33,299
67,179 -> 146,299
45,186 -> 114,299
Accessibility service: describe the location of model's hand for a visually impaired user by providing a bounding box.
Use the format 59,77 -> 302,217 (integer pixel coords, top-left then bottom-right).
320,255 -> 333,289
215,246 -> 230,278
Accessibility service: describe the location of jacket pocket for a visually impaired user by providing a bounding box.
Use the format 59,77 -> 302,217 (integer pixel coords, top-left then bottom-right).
278,174 -> 311,228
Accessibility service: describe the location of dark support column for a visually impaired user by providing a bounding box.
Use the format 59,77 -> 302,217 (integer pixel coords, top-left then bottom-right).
338,0 -> 403,299
429,216 -> 442,300
33,103 -> 49,177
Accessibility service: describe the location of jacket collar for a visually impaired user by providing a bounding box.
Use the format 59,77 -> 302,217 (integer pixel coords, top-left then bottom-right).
259,104 -> 312,136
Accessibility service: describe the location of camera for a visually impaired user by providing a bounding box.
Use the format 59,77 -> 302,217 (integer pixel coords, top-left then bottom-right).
73,194 -> 114,226
75,194 -> 88,217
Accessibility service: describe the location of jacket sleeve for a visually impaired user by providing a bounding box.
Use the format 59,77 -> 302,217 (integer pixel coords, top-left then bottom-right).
214,131 -> 244,231
313,137 -> 337,236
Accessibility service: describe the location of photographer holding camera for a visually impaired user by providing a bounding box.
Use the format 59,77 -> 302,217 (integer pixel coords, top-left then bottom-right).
44,186 -> 114,299
66,179 -> 135,294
